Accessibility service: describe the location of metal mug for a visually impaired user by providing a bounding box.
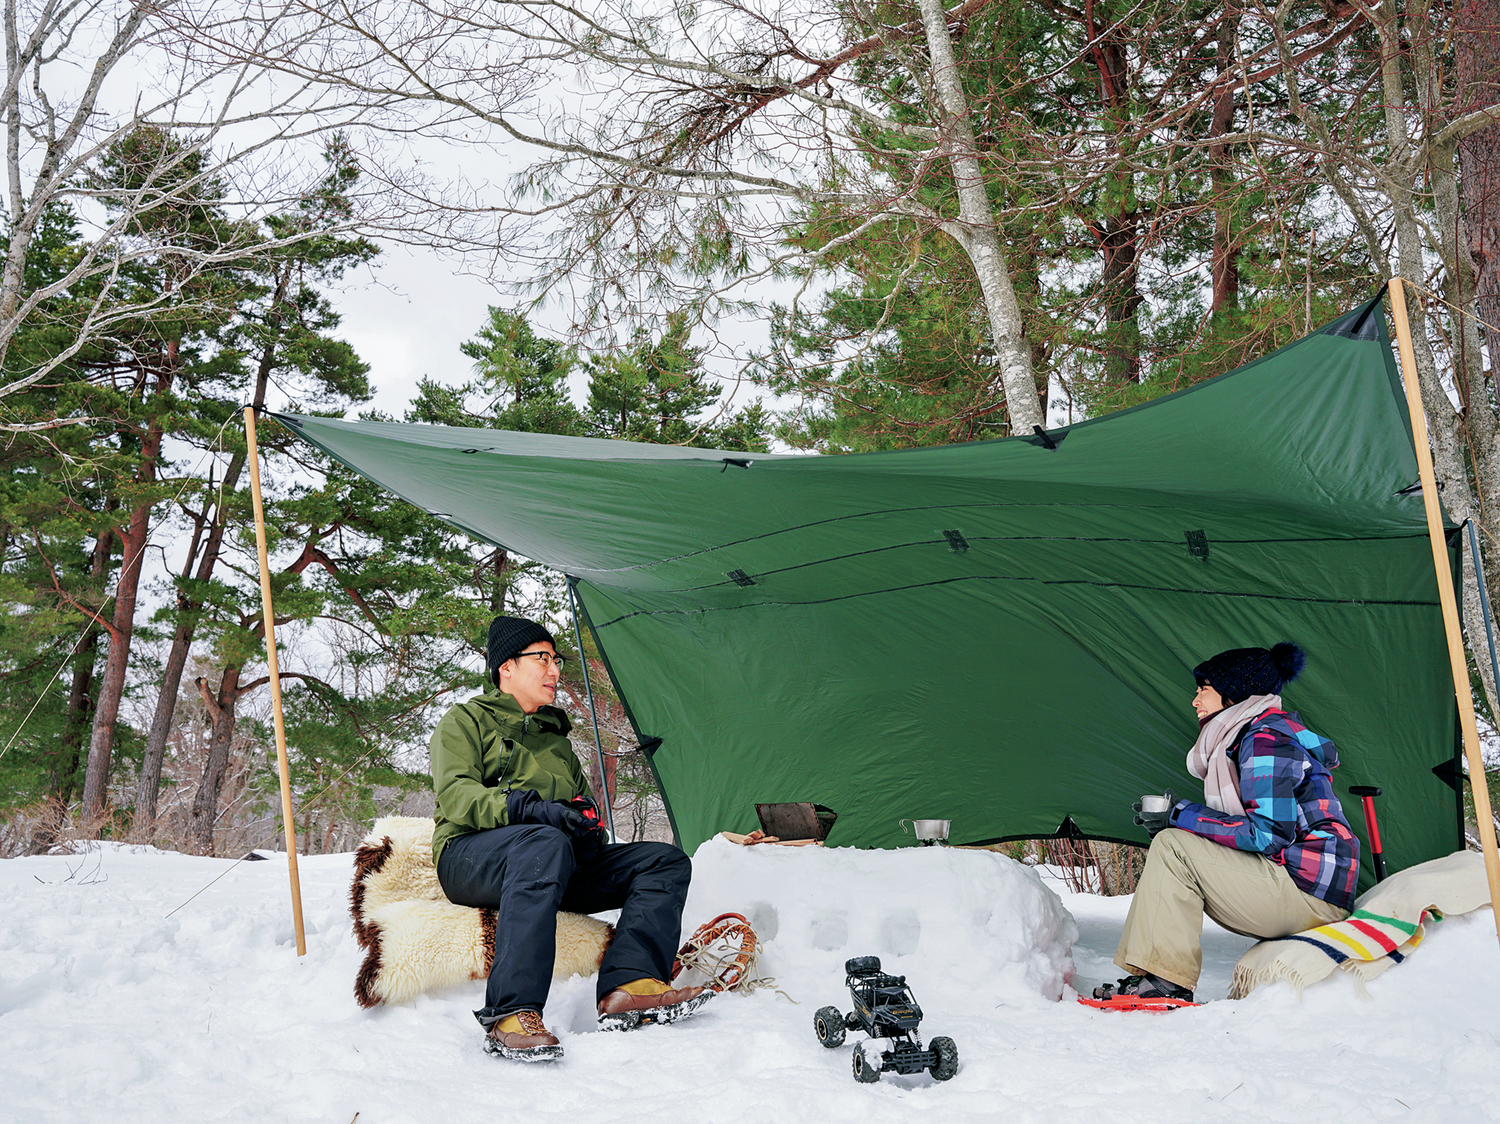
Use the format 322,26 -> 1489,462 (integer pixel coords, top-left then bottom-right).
899,818 -> 952,845
1139,794 -> 1171,813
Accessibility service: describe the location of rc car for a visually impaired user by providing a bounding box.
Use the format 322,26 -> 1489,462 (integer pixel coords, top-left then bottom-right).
813,955 -> 958,1083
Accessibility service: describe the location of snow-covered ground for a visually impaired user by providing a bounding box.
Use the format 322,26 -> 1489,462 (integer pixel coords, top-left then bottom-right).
2,838 -> 1497,1124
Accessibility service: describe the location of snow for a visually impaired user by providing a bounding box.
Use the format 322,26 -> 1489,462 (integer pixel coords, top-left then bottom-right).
2,840 -> 1498,1124
682,836 -> 1076,1002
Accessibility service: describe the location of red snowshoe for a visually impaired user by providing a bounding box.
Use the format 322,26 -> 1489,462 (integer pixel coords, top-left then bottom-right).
1079,975 -> 1200,1012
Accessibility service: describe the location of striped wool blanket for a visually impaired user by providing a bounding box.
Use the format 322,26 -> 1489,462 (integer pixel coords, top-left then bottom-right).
1280,907 -> 1432,966
1230,850 -> 1491,999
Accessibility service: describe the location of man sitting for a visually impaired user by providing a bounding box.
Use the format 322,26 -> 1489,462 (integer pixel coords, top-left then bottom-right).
430,614 -> 708,1060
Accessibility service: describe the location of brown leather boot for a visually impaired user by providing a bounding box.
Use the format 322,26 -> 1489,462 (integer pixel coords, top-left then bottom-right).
597,978 -> 713,1031
484,1010 -> 563,1061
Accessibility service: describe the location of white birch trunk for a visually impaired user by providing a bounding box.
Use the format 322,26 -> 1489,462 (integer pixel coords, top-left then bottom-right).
914,0 -> 1044,433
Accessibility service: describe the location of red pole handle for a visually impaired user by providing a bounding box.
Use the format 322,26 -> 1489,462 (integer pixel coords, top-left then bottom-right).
1360,795 -> 1382,853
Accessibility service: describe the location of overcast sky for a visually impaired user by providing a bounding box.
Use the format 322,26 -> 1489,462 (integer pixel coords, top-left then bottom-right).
325,238 -> 786,429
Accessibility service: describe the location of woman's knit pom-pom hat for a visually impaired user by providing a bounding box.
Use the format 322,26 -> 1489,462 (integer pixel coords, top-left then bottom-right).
1193,642 -> 1305,705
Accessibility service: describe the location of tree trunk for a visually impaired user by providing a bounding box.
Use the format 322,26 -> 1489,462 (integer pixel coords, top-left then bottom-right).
1457,0 -> 1500,348
486,547 -> 509,613
189,667 -> 243,855
135,265 -> 287,828
133,617 -> 195,830
56,633 -> 98,806
1210,1 -> 1241,319
1096,213 -> 1143,384
1367,3 -> 1468,511
78,489 -> 155,824
1083,13 -> 1143,387
1416,0 -> 1500,714
1455,0 -> 1500,716
914,0 -> 1043,433
133,449 -> 247,830
55,523 -> 114,805
79,325 -> 178,827
1378,0 -> 1500,719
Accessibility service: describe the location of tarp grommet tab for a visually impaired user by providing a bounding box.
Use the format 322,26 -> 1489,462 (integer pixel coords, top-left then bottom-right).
727,569 -> 756,586
1030,425 -> 1059,450
1431,758 -> 1465,793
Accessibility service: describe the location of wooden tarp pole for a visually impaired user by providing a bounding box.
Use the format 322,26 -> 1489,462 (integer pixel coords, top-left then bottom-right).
1387,278 -> 1500,947
244,407 -> 307,956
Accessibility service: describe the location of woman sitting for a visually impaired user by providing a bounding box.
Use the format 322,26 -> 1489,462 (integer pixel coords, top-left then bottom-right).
1107,642 -> 1360,1003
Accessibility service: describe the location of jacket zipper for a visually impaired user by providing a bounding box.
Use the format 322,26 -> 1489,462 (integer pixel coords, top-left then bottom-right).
500,714 -> 529,795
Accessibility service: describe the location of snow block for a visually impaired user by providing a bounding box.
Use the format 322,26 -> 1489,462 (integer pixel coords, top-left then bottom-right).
682,837 -> 1077,1003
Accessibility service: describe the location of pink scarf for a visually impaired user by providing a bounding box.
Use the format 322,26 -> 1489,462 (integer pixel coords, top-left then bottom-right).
1186,694 -> 1280,815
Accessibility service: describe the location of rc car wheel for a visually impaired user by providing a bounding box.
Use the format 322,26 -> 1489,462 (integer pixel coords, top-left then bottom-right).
845,955 -> 882,976
814,1006 -> 846,1048
929,1036 -> 958,1081
852,1042 -> 882,1083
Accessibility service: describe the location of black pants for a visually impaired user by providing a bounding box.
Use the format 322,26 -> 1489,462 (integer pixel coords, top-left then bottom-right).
436,825 -> 692,1025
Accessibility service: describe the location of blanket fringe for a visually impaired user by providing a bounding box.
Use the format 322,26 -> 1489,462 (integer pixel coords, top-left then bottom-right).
1229,850 -> 1489,1001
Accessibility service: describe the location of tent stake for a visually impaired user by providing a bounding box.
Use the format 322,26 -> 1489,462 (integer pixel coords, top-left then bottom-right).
568,578 -> 617,840
244,407 -> 307,956
1387,279 -> 1500,948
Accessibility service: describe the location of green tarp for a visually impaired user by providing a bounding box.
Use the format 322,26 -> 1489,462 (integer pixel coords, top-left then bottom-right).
275,295 -> 1465,888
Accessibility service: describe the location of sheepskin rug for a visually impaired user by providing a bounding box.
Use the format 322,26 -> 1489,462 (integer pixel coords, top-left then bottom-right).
349,816 -> 614,1008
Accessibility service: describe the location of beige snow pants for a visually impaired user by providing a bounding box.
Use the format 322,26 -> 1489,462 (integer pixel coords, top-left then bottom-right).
1114,828 -> 1348,990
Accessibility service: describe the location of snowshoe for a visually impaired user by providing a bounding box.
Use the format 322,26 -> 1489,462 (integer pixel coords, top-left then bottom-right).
597,988 -> 714,1032
483,1037 -> 565,1061
1078,975 -> 1199,1011
483,1011 -> 565,1060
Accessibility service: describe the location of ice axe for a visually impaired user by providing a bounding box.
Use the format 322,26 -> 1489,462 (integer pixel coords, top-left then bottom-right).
1349,785 -> 1387,882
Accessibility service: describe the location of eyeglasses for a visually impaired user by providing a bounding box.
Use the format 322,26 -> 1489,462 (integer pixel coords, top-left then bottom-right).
514,650 -> 568,671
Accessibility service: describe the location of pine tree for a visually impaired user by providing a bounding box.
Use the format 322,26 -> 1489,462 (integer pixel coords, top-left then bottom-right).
134,136 -> 379,835
585,312 -> 768,450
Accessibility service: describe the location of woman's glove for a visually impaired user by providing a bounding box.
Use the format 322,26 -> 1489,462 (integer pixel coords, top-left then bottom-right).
1132,790 -> 1176,836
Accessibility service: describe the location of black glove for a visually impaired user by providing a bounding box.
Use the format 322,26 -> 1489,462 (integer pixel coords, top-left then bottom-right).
1132,790 -> 1176,837
562,794 -> 607,858
563,794 -> 605,834
506,788 -> 584,833
506,790 -> 608,851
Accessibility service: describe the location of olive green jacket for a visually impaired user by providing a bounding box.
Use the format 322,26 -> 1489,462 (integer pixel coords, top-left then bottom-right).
429,685 -> 592,866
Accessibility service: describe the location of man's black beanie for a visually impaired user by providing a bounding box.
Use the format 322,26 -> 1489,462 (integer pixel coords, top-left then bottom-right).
1192,642 -> 1306,705
487,615 -> 556,677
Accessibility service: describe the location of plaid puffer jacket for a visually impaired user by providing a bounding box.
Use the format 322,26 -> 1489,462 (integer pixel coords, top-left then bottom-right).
1171,708 -> 1361,911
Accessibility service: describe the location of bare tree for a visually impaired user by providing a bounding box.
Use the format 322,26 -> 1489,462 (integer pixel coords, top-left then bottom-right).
0,0 -> 385,429
187,0 -> 1049,431
190,0 -> 1392,431
1255,0 -> 1500,706
0,2 -> 403,826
